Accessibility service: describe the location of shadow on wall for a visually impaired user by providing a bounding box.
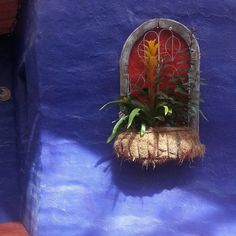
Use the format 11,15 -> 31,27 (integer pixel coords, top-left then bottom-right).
14,38 -> 41,235
110,159 -> 201,197
43,91 -> 203,198
42,93 -> 236,208
0,35 -> 20,222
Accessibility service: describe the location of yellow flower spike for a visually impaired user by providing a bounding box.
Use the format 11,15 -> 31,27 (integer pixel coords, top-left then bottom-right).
142,38 -> 160,109
144,51 -> 152,61
146,39 -> 159,57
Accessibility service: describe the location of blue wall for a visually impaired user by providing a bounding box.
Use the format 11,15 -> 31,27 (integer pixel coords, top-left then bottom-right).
0,36 -> 20,222
15,0 -> 41,234
17,0 -> 236,235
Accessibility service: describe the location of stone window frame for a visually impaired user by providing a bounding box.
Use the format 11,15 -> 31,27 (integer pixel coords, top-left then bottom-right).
119,18 -> 200,130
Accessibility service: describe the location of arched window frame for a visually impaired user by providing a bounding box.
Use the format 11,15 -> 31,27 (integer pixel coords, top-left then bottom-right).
120,18 -> 200,131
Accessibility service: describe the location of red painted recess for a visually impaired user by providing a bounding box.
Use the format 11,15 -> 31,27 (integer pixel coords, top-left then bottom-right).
0,223 -> 28,236
128,28 -> 190,96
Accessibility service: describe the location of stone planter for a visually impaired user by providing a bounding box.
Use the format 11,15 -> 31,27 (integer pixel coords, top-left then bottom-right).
113,127 -> 205,168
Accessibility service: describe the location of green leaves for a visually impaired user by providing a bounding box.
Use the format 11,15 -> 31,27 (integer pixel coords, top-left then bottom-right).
140,123 -> 146,137
127,108 -> 141,128
99,99 -> 124,110
106,115 -> 128,143
200,109 -> 208,121
174,86 -> 188,95
155,116 -> 164,121
101,57 -> 207,143
163,105 -> 170,116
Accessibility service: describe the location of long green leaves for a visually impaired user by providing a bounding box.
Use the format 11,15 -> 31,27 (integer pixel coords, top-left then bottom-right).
127,108 -> 141,128
199,109 -> 208,121
106,115 -> 128,143
101,41 -> 207,143
140,123 -> 146,136
99,99 -> 125,110
163,105 -> 170,116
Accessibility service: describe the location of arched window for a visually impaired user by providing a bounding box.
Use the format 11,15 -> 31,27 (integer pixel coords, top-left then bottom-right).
120,18 -> 200,130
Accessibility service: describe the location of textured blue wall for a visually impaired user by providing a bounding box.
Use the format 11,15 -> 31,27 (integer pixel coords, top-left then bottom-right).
17,0 -> 236,235
0,36 -> 20,222
15,0 -> 41,235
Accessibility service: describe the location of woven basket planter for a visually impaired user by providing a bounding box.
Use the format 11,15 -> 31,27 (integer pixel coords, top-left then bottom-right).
113,127 -> 205,168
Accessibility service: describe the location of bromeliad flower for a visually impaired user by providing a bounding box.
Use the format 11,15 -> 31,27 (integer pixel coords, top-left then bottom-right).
100,22 -> 205,168
143,39 -> 160,109
101,36 -> 205,143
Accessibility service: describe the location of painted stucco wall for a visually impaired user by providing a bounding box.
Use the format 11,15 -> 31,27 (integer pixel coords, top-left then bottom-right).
17,0 -> 236,235
15,0 -> 41,235
0,36 -> 19,222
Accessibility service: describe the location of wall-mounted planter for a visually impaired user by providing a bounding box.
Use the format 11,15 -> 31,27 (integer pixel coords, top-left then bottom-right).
114,127 -> 204,168
104,18 -> 205,168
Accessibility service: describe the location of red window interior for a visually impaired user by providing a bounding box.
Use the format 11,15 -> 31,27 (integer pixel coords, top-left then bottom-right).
128,28 -> 190,97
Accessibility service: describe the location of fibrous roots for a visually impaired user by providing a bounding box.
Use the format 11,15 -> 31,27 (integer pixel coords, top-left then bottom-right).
113,127 -> 205,168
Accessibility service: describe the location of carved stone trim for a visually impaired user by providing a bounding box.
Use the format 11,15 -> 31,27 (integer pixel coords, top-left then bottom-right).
120,18 -> 200,130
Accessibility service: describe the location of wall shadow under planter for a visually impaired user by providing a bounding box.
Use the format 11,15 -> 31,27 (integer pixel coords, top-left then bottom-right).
110,157 -> 201,197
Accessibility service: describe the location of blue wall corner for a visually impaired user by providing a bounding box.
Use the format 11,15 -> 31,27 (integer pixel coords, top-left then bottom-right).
0,36 -> 20,223
14,0 -> 42,235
